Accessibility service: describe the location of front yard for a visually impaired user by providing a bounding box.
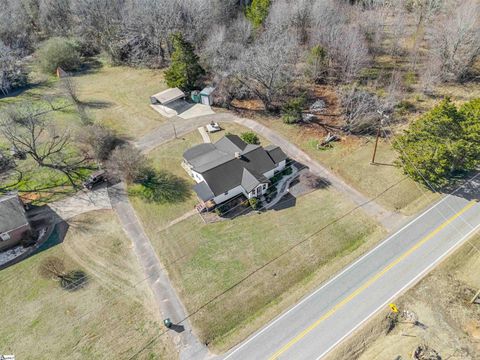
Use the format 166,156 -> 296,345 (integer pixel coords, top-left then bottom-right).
0,211 -> 176,360
131,127 -> 385,351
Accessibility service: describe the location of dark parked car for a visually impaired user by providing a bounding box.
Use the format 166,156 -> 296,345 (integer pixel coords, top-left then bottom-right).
83,171 -> 107,190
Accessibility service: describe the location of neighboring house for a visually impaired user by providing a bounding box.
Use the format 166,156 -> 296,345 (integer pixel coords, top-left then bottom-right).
183,135 -> 288,207
0,193 -> 31,252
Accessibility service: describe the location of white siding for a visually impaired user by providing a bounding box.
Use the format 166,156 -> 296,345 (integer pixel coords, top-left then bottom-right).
213,185 -> 244,204
263,169 -> 275,178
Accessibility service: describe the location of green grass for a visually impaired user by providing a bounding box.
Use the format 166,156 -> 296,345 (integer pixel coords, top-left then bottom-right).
135,183 -> 383,349
0,211 -> 176,359
74,65 -> 168,139
255,118 -> 440,215
130,130 -> 202,230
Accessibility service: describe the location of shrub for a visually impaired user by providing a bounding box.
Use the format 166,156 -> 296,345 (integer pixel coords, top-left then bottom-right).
282,96 -> 306,124
249,197 -> 260,210
37,37 -> 81,74
284,166 -> 293,175
240,131 -> 260,145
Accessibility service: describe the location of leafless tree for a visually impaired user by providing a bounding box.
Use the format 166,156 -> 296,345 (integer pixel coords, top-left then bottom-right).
426,0 -> 480,82
0,105 -> 92,188
76,124 -> 122,162
310,0 -> 370,81
0,41 -> 27,96
39,0 -> 73,37
232,29 -> 300,111
39,256 -> 66,280
106,144 -> 149,183
339,87 -> 385,135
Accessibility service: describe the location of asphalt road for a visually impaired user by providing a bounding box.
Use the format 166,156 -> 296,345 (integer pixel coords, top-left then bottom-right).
223,179 -> 480,360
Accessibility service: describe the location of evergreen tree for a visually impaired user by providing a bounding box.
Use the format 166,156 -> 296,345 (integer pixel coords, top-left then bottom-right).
164,33 -> 204,91
245,0 -> 271,29
393,98 -> 480,188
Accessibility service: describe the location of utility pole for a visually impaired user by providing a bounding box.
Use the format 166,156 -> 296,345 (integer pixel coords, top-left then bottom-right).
371,111 -> 388,165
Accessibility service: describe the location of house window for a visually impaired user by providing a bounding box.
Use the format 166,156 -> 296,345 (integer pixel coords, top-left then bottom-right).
0,232 -> 10,241
263,184 -> 267,190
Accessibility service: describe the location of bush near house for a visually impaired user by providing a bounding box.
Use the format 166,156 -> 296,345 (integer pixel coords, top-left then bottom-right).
248,197 -> 260,210
37,37 -> 81,74
240,131 -> 260,145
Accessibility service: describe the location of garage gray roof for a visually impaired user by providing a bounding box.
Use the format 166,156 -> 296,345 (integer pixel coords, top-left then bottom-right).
0,194 -> 28,234
151,88 -> 185,105
184,135 -> 284,197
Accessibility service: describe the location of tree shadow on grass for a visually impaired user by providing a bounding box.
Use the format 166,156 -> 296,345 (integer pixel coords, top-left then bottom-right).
0,80 -> 53,100
131,169 -> 192,204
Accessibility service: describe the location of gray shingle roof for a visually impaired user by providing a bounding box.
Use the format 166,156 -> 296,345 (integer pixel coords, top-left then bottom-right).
193,181 -> 215,201
0,194 -> 28,234
185,135 -> 282,198
265,145 -> 288,164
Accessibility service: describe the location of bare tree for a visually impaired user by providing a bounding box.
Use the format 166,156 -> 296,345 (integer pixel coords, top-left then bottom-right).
76,124 -> 122,162
0,105 -> 92,188
339,87 -> 384,135
310,0 -> 370,81
0,41 -> 27,96
106,144 -> 149,183
232,29 -> 300,111
426,0 -> 480,82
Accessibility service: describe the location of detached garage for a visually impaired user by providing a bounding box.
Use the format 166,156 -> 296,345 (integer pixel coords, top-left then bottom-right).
150,88 -> 186,117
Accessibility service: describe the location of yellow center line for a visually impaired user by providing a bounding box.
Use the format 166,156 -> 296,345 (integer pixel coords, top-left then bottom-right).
268,200 -> 476,360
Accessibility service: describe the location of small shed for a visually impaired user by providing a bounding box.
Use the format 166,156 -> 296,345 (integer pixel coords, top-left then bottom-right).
150,88 -> 185,105
200,86 -> 215,106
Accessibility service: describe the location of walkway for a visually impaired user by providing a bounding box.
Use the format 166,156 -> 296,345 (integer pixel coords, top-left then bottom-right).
198,126 -> 211,143
108,183 -> 208,360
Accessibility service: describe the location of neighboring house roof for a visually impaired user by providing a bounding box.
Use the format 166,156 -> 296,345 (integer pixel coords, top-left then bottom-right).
183,135 -> 288,200
151,88 -> 185,105
0,193 -> 28,234
265,144 -> 288,164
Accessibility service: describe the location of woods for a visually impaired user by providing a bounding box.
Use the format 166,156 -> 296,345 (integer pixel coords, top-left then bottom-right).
0,0 -> 479,187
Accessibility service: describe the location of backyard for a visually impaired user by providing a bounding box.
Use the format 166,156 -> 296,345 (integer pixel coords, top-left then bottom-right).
0,211 -> 176,360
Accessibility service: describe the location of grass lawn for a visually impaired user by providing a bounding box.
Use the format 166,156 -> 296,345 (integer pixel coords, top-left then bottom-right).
254,117 -> 440,215
135,183 -> 384,351
74,65 -> 167,139
130,130 -> 203,230
0,211 -> 176,360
